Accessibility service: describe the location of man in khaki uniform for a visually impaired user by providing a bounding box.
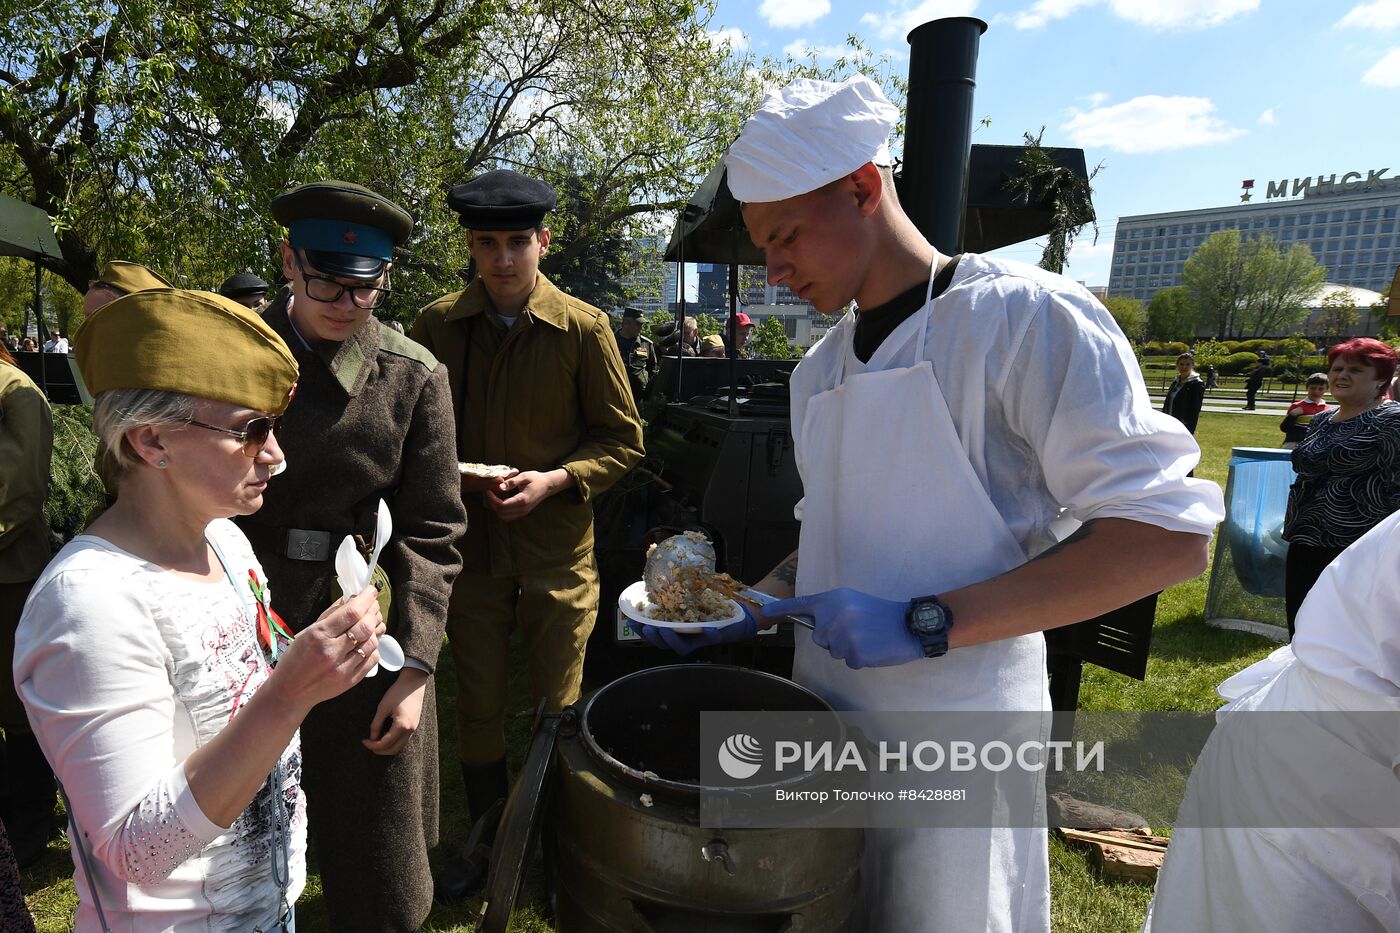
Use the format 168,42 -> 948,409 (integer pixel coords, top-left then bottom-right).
410,169 -> 643,895
0,345 -> 54,866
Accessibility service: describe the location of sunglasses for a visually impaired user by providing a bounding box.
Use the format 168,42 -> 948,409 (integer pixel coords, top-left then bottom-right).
293,252 -> 390,309
184,415 -> 281,457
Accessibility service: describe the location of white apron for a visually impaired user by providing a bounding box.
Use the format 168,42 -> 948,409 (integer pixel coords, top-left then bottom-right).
793,269 -> 1052,932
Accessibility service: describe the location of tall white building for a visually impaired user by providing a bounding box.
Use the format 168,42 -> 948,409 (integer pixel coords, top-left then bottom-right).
621,237 -> 681,313
1108,167 -> 1400,303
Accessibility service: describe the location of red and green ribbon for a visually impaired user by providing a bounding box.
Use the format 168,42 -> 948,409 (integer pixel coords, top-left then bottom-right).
248,569 -> 294,662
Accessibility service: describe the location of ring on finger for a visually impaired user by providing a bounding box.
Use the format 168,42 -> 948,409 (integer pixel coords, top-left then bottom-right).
346,630 -> 360,646
355,647 -> 367,660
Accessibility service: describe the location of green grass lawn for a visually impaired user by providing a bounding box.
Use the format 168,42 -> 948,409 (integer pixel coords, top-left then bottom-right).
20,411 -> 1286,932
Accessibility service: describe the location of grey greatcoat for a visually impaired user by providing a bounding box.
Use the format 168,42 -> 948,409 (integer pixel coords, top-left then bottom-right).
236,291 -> 466,932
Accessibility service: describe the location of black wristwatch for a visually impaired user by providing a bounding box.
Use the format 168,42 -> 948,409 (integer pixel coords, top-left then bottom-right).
906,594 -> 955,659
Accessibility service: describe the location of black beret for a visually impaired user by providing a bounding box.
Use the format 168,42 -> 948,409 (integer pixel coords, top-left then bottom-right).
447,169 -> 557,231
219,271 -> 270,299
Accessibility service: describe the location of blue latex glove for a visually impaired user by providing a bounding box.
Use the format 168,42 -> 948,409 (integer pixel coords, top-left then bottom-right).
760,587 -> 922,669
636,603 -> 759,656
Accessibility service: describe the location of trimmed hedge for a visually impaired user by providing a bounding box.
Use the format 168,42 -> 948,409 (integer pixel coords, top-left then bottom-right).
1143,341 -> 1191,356
1219,351 -> 1266,375
1217,338 -> 1317,356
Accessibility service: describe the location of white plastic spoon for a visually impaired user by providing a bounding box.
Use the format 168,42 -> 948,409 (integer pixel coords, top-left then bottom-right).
364,501 -> 404,672
334,536 -> 380,677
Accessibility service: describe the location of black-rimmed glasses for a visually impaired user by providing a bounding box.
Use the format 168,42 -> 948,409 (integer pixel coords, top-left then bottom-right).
183,416 -> 281,457
293,252 -> 391,309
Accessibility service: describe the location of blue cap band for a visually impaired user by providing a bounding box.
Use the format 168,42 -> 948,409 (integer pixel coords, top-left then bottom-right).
288,218 -> 394,261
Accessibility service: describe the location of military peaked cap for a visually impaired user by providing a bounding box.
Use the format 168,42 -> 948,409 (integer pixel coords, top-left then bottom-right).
271,180 -> 413,279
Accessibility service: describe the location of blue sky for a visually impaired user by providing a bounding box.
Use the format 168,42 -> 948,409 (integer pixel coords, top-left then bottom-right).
705,0 -> 1400,289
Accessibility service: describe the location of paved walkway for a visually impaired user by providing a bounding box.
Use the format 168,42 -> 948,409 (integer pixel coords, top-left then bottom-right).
1148,395 -> 1299,415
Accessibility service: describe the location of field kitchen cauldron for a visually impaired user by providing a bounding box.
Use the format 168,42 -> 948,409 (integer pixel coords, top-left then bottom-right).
478,664 -> 863,932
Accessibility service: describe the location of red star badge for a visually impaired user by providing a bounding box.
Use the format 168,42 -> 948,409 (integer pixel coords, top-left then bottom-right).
343,228 -> 358,245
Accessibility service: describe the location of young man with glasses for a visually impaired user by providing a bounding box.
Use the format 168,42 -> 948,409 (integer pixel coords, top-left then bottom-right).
235,180 -> 467,932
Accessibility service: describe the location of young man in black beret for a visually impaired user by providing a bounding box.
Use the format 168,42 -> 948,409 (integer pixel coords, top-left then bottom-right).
410,168 -> 643,898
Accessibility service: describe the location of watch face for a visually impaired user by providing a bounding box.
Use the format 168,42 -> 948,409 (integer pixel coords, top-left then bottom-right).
911,600 -> 947,635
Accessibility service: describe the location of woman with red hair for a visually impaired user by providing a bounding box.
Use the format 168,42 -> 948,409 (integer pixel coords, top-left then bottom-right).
1282,337 -> 1400,636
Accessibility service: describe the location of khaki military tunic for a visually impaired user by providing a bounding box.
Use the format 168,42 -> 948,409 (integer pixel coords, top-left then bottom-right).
411,274 -> 643,764
0,363 -> 52,731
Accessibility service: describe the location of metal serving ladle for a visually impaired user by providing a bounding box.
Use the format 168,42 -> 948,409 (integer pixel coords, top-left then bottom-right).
642,533 -> 814,630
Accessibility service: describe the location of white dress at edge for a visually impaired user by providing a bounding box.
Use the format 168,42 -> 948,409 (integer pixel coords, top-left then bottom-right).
1143,509 -> 1400,932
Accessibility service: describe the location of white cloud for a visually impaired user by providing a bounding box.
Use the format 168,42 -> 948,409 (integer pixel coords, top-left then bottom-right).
707,27 -> 750,51
1362,46 -> 1400,85
783,38 -> 850,61
1085,91 -> 1110,107
1337,0 -> 1400,30
1060,95 -> 1245,154
1068,241 -> 1115,261
1008,0 -> 1256,30
1256,107 -> 1277,125
1107,0 -> 1258,29
860,0 -> 980,41
1012,0 -> 1095,30
759,0 -> 831,29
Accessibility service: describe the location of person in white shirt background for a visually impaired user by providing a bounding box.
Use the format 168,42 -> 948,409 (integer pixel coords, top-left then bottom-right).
41,330 -> 67,353
639,74 -> 1225,932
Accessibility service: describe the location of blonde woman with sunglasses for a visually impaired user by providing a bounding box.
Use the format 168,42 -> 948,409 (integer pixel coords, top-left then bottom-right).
14,290 -> 383,932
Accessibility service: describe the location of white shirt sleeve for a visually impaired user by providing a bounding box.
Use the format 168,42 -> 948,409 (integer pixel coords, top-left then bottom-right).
999,287 -> 1225,536
14,567 -> 225,883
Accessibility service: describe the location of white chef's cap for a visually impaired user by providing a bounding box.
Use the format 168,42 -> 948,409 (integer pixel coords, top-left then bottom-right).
725,74 -> 898,205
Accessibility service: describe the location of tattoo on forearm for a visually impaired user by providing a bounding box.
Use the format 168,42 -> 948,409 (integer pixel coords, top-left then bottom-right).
772,558 -> 799,585
1029,520 -> 1096,562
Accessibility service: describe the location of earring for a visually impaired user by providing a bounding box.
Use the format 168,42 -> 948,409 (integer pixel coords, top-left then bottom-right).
157,459 -> 167,469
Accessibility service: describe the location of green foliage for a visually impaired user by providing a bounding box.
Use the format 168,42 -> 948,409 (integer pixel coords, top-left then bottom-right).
1145,286 -> 1198,343
747,315 -> 797,360
1004,127 -> 1102,274
1143,341 -> 1190,356
44,404 -> 105,540
642,309 -> 673,342
0,0 -> 764,319
1187,339 -> 1229,369
1277,333 -> 1312,377
1218,351 -> 1264,376
693,313 -> 721,339
1101,295 -> 1145,344
1182,231 -> 1324,339
1315,289 -> 1360,345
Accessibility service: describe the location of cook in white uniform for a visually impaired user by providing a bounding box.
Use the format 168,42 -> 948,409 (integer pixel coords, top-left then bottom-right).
639,75 -> 1225,932
1142,508 -> 1400,933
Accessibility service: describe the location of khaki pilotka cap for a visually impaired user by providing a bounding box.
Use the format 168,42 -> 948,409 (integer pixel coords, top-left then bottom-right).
92,260 -> 172,295
74,289 -> 300,415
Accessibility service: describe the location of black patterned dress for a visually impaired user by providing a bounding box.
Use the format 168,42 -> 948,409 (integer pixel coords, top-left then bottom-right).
1282,401 -> 1400,631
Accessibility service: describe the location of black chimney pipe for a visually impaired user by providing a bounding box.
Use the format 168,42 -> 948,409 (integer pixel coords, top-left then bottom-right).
902,17 -> 987,254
